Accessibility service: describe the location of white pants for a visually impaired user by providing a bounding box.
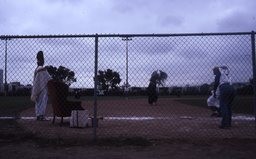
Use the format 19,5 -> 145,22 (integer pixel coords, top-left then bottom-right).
35,87 -> 48,117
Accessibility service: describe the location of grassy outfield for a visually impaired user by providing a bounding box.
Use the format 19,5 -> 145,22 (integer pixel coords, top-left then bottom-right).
0,95 -> 127,116
174,95 -> 255,115
0,95 -> 254,116
69,95 -> 148,101
0,96 -> 34,116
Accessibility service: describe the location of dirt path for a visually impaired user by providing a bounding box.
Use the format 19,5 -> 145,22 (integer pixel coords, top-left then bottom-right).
18,98 -> 255,140
1,97 -> 256,159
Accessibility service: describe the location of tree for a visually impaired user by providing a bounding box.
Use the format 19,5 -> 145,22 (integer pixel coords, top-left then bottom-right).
97,69 -> 121,92
200,83 -> 210,95
45,65 -> 76,86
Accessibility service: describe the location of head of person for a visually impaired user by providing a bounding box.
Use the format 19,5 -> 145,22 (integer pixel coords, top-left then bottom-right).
213,67 -> 220,75
36,51 -> 44,66
219,66 -> 230,75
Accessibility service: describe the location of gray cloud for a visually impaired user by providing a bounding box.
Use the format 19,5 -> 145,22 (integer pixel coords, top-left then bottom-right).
1,0 -> 256,34
1,0 -> 255,88
159,15 -> 184,27
0,33 -> 253,88
217,11 -> 256,32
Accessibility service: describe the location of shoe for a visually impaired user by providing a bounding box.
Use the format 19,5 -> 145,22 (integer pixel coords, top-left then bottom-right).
40,116 -> 46,121
36,115 -> 46,121
211,112 -> 218,117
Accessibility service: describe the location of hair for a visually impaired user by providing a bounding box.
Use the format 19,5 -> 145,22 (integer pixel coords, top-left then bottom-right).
212,67 -> 220,75
36,51 -> 44,66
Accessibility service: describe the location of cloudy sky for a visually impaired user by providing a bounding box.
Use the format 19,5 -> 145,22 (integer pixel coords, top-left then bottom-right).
0,0 -> 256,88
1,0 -> 256,35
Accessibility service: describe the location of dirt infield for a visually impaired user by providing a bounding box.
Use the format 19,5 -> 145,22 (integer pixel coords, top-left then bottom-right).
1,97 -> 255,159
18,97 -> 256,140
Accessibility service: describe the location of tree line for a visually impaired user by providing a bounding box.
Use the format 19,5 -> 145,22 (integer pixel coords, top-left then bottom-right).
1,66 -> 253,96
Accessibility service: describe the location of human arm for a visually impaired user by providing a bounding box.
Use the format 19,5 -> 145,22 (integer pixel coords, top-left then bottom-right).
31,70 -> 52,102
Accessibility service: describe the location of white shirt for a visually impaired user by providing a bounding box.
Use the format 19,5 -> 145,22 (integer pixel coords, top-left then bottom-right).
219,67 -> 231,85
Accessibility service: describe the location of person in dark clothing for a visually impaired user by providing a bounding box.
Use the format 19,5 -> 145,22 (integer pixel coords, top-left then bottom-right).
147,70 -> 167,105
213,66 -> 235,129
148,80 -> 158,105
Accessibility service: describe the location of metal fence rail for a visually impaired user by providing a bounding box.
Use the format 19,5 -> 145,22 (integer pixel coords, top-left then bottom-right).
0,32 -> 255,140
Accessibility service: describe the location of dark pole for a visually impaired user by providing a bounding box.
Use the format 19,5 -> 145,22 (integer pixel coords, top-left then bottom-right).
4,39 -> 7,96
122,37 -> 132,92
1,38 -> 11,96
93,34 -> 99,140
251,31 -> 256,128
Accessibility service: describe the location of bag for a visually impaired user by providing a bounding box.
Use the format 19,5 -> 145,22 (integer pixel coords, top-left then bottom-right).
70,110 -> 89,128
207,95 -> 220,108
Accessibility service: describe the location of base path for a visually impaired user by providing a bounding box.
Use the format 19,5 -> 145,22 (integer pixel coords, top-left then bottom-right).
18,97 -> 256,140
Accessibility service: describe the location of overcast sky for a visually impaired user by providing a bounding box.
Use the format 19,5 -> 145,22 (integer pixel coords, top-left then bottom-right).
0,0 -> 255,88
1,0 -> 256,35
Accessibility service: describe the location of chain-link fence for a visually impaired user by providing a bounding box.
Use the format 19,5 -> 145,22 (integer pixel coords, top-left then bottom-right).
0,32 -> 255,140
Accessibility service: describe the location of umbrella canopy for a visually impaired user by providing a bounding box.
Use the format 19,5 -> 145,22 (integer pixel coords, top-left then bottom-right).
150,70 -> 168,86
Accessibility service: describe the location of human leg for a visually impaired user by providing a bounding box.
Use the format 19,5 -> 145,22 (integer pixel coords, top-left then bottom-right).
219,84 -> 231,128
153,94 -> 158,105
227,86 -> 235,126
35,88 -> 48,120
148,95 -> 153,105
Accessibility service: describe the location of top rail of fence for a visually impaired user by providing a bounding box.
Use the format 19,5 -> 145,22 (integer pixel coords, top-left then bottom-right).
0,31 -> 255,39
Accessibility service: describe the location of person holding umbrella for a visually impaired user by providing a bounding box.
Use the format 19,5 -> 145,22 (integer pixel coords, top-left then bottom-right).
147,70 -> 167,105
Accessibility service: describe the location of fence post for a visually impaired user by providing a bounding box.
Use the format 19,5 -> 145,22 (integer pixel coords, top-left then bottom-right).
0,37 -> 11,96
93,34 -> 99,140
251,31 -> 256,128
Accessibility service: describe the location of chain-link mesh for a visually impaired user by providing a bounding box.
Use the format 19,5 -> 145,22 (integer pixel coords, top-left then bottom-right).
0,33 -> 255,140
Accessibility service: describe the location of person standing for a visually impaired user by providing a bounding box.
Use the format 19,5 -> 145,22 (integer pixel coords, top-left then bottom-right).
147,79 -> 158,105
213,66 -> 235,129
147,70 -> 167,105
31,51 -> 52,121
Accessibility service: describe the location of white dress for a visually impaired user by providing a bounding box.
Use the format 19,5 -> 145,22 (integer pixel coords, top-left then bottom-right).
31,66 -> 52,117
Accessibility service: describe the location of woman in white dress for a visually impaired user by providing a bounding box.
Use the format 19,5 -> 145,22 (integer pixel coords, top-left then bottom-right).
31,51 -> 51,121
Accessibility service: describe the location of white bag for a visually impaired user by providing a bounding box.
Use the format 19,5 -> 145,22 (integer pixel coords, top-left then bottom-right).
207,95 -> 220,108
70,110 -> 89,128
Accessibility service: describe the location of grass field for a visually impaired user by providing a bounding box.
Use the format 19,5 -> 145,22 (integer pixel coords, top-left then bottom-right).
0,95 -> 255,116
0,96 -> 34,116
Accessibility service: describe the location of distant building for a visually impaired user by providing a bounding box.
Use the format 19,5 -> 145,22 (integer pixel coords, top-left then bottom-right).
8,82 -> 21,93
0,69 -> 3,92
